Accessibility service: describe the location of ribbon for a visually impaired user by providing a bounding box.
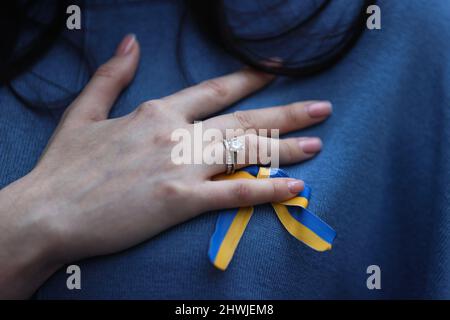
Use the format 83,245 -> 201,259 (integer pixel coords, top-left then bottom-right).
208,166 -> 336,271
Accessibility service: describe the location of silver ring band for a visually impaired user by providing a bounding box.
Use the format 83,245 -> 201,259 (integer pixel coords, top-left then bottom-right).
223,137 -> 243,175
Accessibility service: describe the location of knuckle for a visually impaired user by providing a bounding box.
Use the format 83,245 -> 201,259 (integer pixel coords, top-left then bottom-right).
245,134 -> 259,163
234,182 -> 252,203
233,111 -> 255,130
284,141 -> 297,163
156,181 -> 187,200
200,79 -> 228,98
136,99 -> 165,119
286,104 -> 303,123
143,99 -> 165,110
152,132 -> 171,146
270,181 -> 282,199
95,63 -> 118,81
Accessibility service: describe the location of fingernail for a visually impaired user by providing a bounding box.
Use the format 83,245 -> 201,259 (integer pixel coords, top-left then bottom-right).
287,180 -> 304,194
299,137 -> 323,154
261,57 -> 283,68
306,101 -> 332,118
115,34 -> 136,56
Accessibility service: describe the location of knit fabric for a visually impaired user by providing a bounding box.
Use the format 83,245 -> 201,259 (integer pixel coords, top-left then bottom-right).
0,0 -> 449,299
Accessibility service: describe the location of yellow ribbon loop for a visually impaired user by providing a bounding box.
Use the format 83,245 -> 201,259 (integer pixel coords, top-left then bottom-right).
208,166 -> 336,271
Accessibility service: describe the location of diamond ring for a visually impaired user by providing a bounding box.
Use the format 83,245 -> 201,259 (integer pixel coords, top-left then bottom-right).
223,137 -> 244,175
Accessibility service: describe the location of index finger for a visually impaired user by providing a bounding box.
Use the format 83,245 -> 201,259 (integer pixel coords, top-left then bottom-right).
163,68 -> 274,121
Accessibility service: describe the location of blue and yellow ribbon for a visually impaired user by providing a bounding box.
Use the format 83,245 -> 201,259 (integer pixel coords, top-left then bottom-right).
208,166 -> 336,271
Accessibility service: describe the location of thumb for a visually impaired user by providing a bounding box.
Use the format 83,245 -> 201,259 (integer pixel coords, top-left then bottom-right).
65,33 -> 140,125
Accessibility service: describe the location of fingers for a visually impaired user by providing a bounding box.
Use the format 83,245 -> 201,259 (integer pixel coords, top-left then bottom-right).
64,34 -> 140,125
203,100 -> 332,135
164,68 -> 275,121
203,134 -> 322,176
197,178 -> 304,211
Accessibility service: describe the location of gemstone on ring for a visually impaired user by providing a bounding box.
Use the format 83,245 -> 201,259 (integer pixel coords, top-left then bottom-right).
228,137 -> 244,152
223,137 -> 244,174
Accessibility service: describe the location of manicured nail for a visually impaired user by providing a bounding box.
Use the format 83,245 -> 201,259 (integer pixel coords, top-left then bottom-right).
288,180 -> 304,194
299,137 -> 323,154
306,101 -> 332,118
115,34 -> 136,56
261,57 -> 283,68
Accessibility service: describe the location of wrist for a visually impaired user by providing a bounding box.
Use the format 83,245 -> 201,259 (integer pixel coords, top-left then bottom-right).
0,171 -> 64,298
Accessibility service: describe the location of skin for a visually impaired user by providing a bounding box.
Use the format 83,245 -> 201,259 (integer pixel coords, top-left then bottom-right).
0,34 -> 332,299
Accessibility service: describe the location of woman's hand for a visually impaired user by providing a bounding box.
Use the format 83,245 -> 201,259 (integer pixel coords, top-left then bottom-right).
0,34 -> 332,298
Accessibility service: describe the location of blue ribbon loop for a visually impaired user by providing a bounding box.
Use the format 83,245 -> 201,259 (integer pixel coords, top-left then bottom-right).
208,166 -> 336,270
